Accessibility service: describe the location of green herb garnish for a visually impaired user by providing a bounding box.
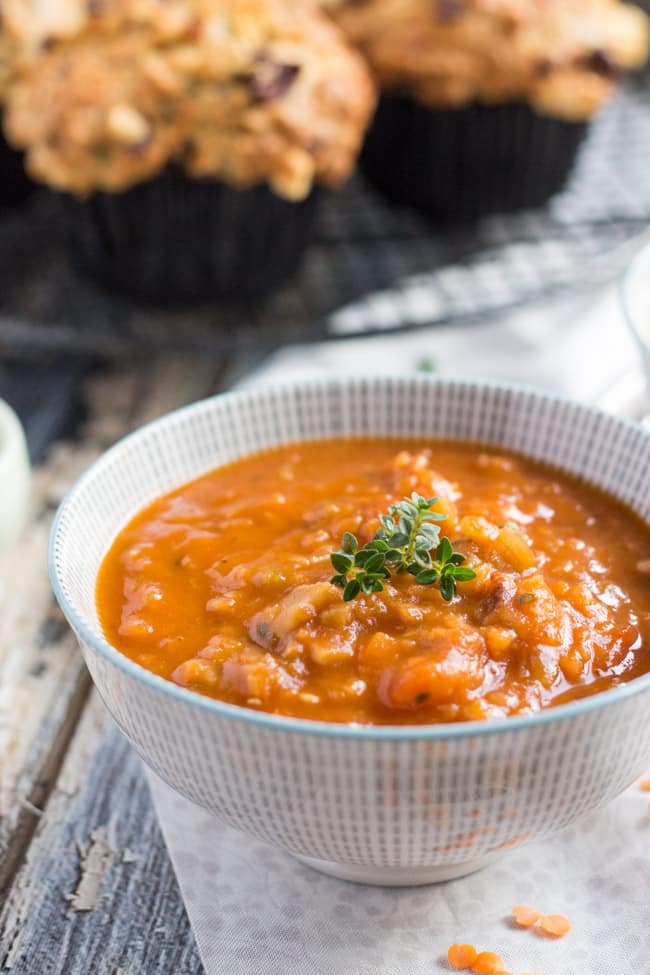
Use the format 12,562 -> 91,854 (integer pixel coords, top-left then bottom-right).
329,493 -> 476,602
415,356 -> 436,373
518,593 -> 537,605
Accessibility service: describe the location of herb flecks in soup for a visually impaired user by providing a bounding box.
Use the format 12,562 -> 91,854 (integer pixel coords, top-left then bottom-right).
96,439 -> 650,724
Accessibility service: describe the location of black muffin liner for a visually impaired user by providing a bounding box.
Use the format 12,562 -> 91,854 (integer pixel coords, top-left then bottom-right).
361,96 -> 588,224
63,172 -> 319,304
0,135 -> 34,209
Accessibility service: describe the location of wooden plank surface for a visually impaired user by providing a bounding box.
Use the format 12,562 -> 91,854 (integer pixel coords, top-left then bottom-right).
0,431 -> 100,896
0,357 -> 88,463
0,353 -> 230,972
1,693 -> 202,975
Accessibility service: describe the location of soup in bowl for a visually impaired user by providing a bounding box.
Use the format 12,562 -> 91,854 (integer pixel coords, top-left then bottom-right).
50,379 -> 650,885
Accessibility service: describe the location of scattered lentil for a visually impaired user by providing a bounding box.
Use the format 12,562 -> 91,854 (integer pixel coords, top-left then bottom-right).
448,943 -> 478,969
512,905 -> 541,928
472,951 -> 505,975
540,914 -> 571,938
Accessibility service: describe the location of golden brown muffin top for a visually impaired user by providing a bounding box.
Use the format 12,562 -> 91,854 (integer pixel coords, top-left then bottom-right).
3,0 -> 376,198
326,0 -> 648,119
0,0 -> 96,99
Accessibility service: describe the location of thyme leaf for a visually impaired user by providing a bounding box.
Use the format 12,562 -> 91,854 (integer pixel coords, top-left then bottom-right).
329,493 -> 476,602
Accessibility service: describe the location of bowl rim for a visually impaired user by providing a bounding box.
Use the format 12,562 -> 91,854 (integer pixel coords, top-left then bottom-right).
620,231 -> 650,356
49,375 -> 650,742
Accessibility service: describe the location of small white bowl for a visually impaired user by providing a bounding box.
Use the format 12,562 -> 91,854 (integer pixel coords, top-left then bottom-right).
0,399 -> 31,551
621,235 -> 650,410
49,379 -> 650,886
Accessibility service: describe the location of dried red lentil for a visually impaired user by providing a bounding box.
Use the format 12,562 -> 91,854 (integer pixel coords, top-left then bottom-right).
472,951 -> 505,975
512,905 -> 541,928
539,914 -> 571,938
447,943 -> 478,969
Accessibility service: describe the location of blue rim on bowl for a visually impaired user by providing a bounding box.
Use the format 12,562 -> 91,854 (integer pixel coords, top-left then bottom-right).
48,377 -> 650,742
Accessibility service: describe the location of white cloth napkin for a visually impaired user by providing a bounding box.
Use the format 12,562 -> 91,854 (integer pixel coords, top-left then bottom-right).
238,286 -> 646,418
148,772 -> 650,975
148,283 -> 650,974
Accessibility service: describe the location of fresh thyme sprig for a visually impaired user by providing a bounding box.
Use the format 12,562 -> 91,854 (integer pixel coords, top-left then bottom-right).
329,493 -> 476,602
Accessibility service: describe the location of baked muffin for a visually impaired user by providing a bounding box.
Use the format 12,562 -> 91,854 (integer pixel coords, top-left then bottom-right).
327,0 -> 649,222
4,0 -> 375,302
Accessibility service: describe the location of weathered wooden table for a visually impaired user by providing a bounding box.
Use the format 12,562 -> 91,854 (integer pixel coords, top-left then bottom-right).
0,353 -> 246,975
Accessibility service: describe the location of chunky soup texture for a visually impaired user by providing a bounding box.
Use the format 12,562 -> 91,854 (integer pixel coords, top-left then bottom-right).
97,439 -> 650,724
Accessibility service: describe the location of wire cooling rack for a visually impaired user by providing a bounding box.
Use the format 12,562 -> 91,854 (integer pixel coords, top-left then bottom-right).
1,78 -> 649,361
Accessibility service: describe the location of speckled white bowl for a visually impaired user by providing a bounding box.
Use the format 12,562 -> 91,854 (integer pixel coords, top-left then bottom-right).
0,398 -> 30,551
49,378 -> 650,886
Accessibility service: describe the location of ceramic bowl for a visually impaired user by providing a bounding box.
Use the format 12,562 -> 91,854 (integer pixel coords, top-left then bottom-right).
0,398 -> 31,550
49,378 -> 650,886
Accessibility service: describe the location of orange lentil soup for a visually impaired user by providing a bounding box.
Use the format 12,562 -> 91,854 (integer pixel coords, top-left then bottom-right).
96,439 -> 650,724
